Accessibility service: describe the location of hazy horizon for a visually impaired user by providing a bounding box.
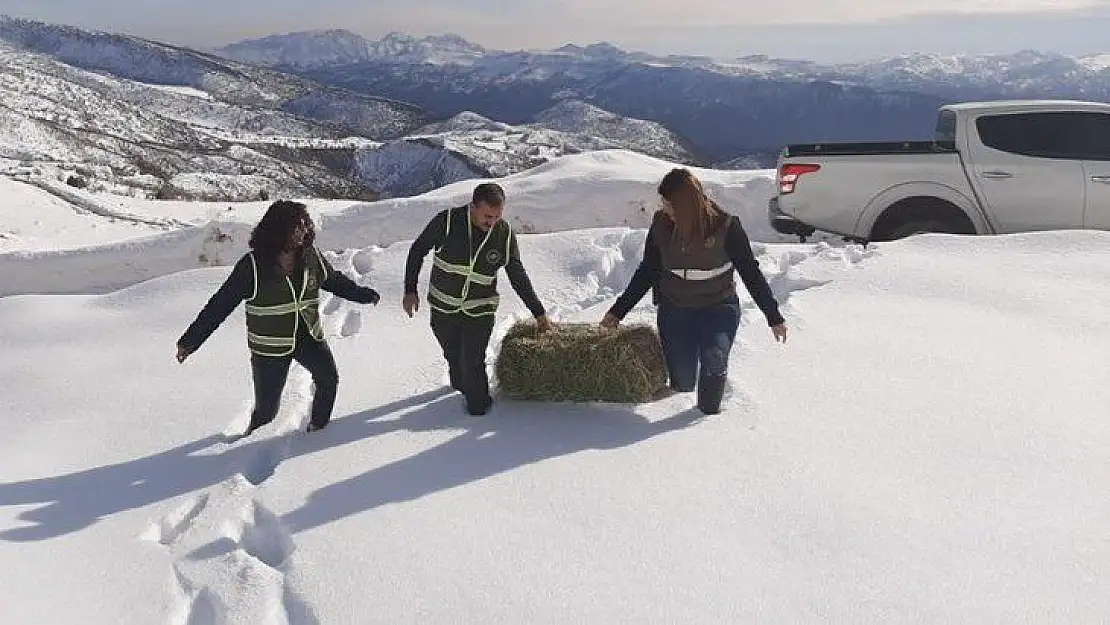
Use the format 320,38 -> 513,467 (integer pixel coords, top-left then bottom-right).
3,2 -> 1110,62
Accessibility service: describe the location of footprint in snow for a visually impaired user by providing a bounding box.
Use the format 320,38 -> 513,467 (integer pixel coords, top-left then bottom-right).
235,500 -> 295,570
321,294 -> 342,316
141,493 -> 210,547
351,249 -> 374,277
339,310 -> 361,337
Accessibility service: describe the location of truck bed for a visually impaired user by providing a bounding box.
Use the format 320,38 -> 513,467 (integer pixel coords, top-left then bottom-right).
784,140 -> 957,157
773,150 -> 975,239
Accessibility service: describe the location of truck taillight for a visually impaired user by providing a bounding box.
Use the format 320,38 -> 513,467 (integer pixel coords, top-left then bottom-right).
779,163 -> 820,194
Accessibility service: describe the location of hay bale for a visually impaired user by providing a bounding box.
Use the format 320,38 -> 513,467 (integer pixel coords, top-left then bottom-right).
495,320 -> 668,403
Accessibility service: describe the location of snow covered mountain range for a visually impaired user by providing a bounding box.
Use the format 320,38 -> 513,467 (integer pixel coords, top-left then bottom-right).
217,30 -> 1110,164
4,15 -> 1110,203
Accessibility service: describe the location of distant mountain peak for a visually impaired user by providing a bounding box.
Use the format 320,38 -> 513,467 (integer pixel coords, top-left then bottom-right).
368,31 -> 485,61
584,42 -> 621,53
214,29 -> 485,67
552,41 -> 630,59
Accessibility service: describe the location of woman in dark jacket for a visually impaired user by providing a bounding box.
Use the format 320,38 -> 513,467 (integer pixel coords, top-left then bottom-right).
602,168 -> 788,414
176,200 -> 380,437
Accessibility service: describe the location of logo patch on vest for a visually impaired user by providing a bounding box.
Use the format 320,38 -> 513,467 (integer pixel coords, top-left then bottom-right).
485,249 -> 502,264
307,274 -> 317,289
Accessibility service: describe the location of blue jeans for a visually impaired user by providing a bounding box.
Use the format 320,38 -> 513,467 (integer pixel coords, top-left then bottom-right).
656,294 -> 741,392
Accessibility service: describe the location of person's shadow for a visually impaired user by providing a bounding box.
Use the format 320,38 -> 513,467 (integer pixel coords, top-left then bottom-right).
0,388 -> 451,542
279,394 -> 705,535
0,387 -> 704,542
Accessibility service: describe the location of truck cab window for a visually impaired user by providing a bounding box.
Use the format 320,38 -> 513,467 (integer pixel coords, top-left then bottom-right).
1080,113 -> 1110,160
976,112 -> 1088,160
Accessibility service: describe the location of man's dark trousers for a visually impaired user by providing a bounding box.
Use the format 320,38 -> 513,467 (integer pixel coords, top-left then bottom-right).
246,322 -> 339,433
430,309 -> 495,415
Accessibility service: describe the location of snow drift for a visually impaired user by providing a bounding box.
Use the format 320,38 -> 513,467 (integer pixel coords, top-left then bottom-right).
0,150 -> 781,297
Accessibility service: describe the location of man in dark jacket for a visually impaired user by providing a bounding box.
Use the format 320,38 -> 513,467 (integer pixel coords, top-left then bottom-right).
177,200 -> 380,437
403,182 -> 552,415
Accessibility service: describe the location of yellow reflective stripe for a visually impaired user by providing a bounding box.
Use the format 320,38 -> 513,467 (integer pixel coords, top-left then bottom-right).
428,301 -> 495,317
432,255 -> 470,275
432,255 -> 495,285
248,331 -> 295,347
245,297 -> 318,315
245,302 -> 298,315
429,285 -> 498,310
429,284 -> 463,305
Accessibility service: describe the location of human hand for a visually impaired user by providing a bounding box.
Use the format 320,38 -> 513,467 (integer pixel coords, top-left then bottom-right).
535,314 -> 554,333
771,323 -> 788,343
402,292 -> 419,317
175,344 -> 192,363
600,312 -> 619,329
366,289 -> 380,305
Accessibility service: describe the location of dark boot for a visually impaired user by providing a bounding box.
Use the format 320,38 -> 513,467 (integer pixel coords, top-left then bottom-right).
696,374 -> 727,415
465,392 -> 492,416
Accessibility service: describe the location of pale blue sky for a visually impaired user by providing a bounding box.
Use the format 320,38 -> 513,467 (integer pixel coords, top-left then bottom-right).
3,1 -> 1110,62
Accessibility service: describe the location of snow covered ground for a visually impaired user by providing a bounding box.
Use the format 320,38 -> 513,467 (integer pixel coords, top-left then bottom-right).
2,150 -> 1109,623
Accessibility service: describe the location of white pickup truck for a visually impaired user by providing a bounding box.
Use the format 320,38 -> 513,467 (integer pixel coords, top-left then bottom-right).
768,99 -> 1110,242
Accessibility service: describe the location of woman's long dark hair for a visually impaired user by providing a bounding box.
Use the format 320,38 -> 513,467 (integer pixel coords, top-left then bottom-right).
248,200 -> 316,263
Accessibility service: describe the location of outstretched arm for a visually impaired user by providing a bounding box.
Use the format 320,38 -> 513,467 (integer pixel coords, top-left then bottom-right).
177,254 -> 254,355
606,229 -> 662,320
317,248 -> 379,304
503,229 -> 546,318
725,217 -> 785,327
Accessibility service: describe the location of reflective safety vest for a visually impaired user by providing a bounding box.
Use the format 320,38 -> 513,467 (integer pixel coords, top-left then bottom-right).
427,206 -> 512,317
243,246 -> 328,356
654,211 -> 736,308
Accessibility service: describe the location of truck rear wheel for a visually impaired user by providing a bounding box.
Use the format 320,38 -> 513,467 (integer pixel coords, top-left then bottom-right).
871,198 -> 975,242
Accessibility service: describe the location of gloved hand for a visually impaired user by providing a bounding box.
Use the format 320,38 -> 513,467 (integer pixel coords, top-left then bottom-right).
364,288 -> 380,305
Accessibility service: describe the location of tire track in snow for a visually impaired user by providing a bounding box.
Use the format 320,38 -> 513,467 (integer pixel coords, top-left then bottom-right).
10,175 -> 191,229
146,249 -> 371,624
